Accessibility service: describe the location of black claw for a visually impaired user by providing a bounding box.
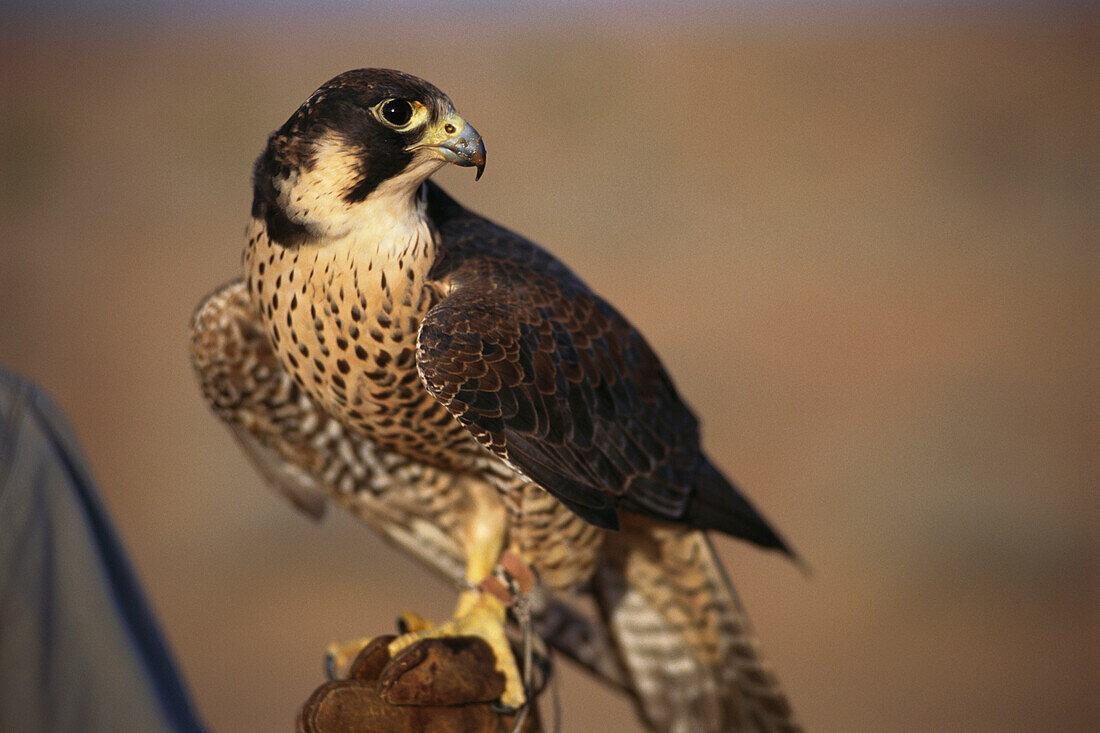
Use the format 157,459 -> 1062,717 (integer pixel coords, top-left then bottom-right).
490,700 -> 521,715
530,651 -> 553,696
324,653 -> 339,680
396,615 -> 410,635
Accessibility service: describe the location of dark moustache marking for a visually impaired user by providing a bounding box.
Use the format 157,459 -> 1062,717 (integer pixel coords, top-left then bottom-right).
251,68 -> 453,235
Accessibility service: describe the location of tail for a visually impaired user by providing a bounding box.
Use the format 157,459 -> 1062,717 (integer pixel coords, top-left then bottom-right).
593,515 -> 800,732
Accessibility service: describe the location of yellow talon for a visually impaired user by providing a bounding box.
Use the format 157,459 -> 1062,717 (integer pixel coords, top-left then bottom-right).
324,636 -> 373,679
387,589 -> 526,710
396,611 -> 435,634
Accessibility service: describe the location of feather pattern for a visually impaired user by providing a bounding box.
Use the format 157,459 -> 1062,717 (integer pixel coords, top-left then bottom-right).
418,183 -> 792,553
189,280 -> 631,689
596,516 -> 800,732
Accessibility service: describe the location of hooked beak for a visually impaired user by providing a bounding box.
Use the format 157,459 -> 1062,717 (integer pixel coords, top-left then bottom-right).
407,111 -> 486,181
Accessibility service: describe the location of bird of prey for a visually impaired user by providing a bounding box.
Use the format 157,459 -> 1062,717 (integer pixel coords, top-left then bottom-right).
191,68 -> 800,732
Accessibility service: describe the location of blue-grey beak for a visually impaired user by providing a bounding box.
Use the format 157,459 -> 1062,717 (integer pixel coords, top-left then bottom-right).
408,112 -> 486,180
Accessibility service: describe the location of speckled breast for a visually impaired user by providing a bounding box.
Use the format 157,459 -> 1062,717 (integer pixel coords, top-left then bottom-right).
244,223 -> 482,472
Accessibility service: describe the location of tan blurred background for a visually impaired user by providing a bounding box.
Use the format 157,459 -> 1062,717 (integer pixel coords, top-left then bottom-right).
1,3 -> 1096,731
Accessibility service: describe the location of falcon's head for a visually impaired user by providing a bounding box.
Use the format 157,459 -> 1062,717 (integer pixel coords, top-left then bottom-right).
252,68 -> 485,246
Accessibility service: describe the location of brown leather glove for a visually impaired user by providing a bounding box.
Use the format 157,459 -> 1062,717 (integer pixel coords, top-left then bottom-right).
298,635 -> 542,733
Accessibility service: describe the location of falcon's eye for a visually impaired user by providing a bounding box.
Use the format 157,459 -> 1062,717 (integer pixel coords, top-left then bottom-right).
378,99 -> 414,128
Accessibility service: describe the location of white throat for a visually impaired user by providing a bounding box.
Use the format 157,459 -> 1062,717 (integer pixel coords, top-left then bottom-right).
340,179 -> 435,262
272,131 -> 443,262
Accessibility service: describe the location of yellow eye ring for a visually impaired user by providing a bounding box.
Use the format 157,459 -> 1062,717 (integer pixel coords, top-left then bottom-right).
375,98 -> 421,130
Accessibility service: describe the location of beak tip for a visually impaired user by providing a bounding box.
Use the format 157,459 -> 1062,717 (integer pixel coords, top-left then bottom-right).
471,137 -> 486,181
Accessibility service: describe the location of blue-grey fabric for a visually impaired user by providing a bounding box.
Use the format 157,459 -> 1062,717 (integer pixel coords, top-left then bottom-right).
0,369 -> 206,732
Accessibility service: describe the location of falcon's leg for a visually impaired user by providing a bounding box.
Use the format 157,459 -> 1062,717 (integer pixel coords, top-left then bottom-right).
386,482 -> 529,710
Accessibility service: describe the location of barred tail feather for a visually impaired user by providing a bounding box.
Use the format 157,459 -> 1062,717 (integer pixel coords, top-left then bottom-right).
594,516 -> 800,732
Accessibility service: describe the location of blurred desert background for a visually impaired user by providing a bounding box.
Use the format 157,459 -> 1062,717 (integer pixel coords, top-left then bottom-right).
1,2 -> 1096,731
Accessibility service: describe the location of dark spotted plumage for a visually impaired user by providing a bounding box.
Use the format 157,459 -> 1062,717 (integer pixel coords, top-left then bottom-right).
193,68 -> 800,731
190,281 -> 627,685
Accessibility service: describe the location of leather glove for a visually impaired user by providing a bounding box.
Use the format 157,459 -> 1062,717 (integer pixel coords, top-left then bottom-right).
298,635 -> 542,733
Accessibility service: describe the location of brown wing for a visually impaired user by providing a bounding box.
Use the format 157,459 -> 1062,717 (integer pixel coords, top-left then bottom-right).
417,183 -> 792,553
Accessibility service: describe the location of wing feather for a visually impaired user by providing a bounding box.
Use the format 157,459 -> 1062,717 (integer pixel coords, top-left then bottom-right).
418,196 -> 706,533
417,182 -> 794,554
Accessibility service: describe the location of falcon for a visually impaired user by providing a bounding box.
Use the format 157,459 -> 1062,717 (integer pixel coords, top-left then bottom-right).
191,68 -> 800,732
